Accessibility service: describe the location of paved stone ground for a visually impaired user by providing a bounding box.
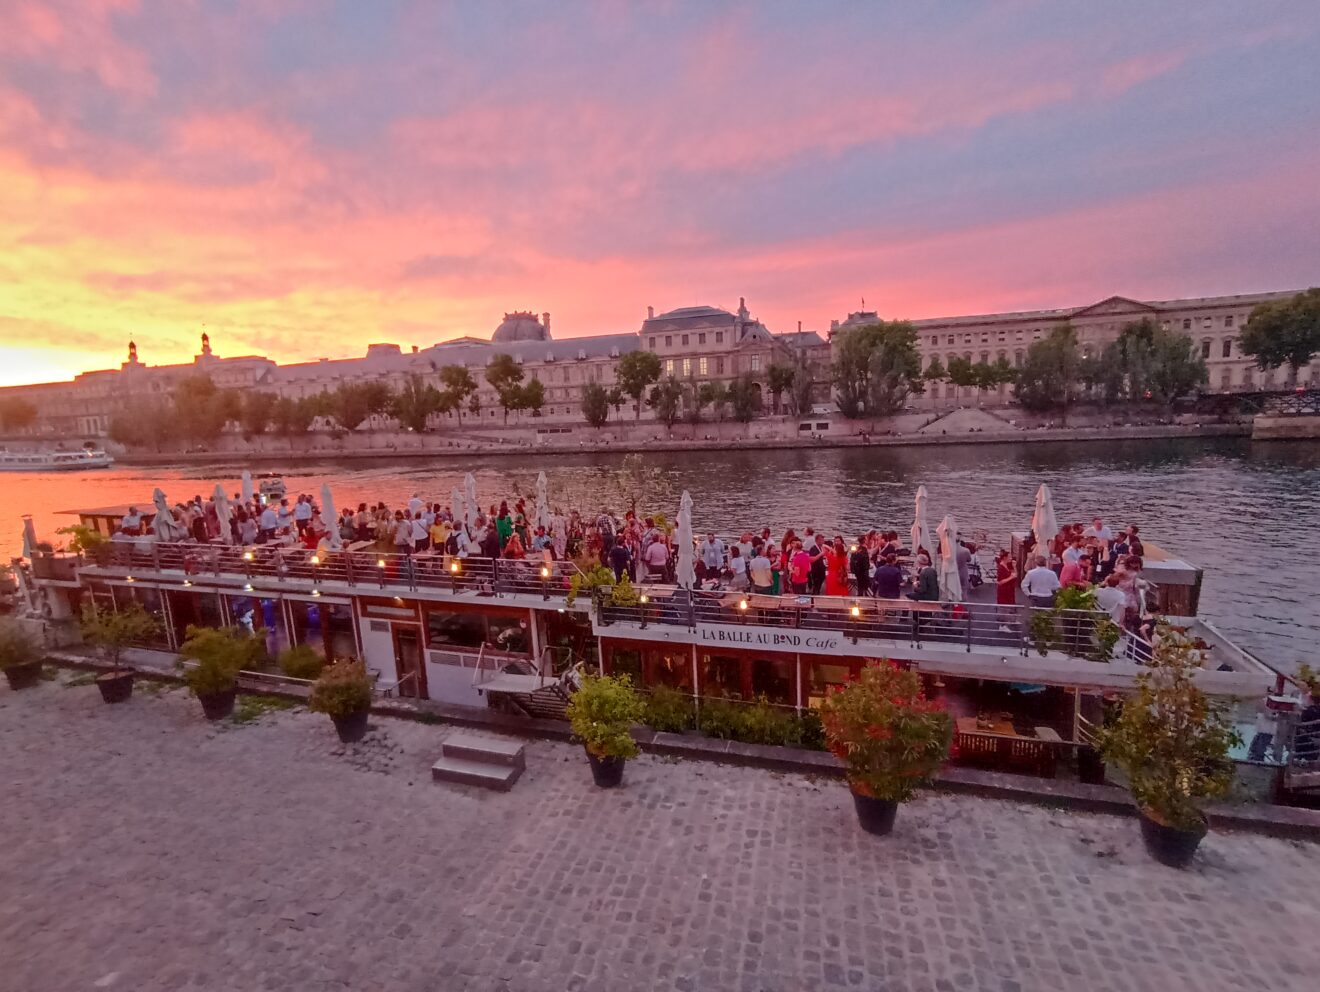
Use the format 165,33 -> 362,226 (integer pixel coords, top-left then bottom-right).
3,674 -> 1319,992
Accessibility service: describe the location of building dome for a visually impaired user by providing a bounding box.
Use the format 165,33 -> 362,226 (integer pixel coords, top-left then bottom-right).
492,311 -> 550,344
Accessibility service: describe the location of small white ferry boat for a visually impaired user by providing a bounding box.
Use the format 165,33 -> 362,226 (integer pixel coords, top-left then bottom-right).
0,448 -> 113,472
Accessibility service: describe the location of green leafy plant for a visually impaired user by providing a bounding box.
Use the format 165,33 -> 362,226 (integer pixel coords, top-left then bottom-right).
1028,585 -> 1120,662
566,564 -> 615,607
56,524 -> 108,557
233,694 -> 298,725
696,695 -> 742,740
0,617 -> 41,672
819,663 -> 952,802
566,673 -> 643,760
1096,624 -> 1241,832
79,603 -> 159,674
308,659 -> 373,717
608,574 -> 640,607
643,684 -> 695,732
179,625 -> 263,697
278,644 -> 325,681
693,693 -> 824,749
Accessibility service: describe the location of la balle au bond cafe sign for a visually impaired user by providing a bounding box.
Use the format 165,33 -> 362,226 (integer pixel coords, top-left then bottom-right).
696,623 -> 847,653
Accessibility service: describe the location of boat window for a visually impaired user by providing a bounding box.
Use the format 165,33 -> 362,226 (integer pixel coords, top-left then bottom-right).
425,610 -> 487,650
488,615 -> 530,654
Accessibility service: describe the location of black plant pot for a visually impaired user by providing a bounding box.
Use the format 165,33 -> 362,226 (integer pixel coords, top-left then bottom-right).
96,670 -> 134,704
3,661 -> 43,691
197,687 -> 237,721
1138,809 -> 1207,868
586,749 -> 625,788
1077,746 -> 1106,785
852,790 -> 900,836
331,709 -> 370,743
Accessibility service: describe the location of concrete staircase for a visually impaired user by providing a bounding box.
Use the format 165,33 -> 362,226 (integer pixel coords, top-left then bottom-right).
430,732 -> 526,792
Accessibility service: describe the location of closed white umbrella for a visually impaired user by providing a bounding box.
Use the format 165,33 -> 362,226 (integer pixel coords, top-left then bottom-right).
213,484 -> 233,545
320,483 -> 342,550
241,470 -> 254,506
675,491 -> 696,589
910,485 -> 932,561
1031,483 -> 1059,556
936,514 -> 962,602
152,488 -> 188,542
535,471 -> 551,532
464,472 -> 478,528
21,515 -> 37,558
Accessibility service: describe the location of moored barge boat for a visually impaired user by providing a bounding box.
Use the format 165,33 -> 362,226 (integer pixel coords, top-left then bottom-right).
12,491 -> 1309,793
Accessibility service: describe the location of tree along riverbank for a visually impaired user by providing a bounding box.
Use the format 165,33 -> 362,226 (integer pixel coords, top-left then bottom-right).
114,421 -> 1252,467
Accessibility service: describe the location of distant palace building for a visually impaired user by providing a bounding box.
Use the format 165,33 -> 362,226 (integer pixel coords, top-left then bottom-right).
0,288 -> 1309,438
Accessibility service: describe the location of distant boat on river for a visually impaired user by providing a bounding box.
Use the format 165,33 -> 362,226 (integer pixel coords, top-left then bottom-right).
0,448 -> 114,472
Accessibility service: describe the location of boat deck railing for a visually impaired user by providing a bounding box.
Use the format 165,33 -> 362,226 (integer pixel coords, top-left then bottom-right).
595,586 -> 1149,664
74,541 -> 583,602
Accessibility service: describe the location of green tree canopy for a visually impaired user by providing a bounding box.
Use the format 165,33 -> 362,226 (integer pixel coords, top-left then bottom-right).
325,382 -> 392,431
647,376 -> 684,429
616,351 -> 662,420
1240,287 -> 1320,377
240,391 -> 278,436
580,382 -> 610,429
1106,318 -> 1207,404
701,380 -> 728,422
1014,324 -> 1080,414
485,354 -> 524,423
923,357 -> 947,382
767,363 -> 795,414
0,397 -> 38,432
438,365 -> 478,425
520,378 -> 545,417
392,374 -> 443,432
271,396 -> 316,436
727,373 -> 760,423
831,321 -> 923,419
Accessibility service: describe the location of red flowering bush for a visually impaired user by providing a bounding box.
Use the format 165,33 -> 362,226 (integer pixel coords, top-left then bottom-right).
819,663 -> 953,803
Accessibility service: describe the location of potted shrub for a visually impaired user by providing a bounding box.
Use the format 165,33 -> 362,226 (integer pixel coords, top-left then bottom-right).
1097,623 -> 1240,868
565,673 -> 644,788
819,663 -> 953,836
566,564 -> 615,607
278,644 -> 326,681
57,524 -> 112,565
179,626 -> 263,720
0,617 -> 44,691
309,659 -> 373,742
79,602 -> 159,703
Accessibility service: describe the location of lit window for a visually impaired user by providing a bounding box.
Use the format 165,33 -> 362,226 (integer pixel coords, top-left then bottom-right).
682,358 -> 691,376
699,357 -> 708,376
664,359 -> 674,374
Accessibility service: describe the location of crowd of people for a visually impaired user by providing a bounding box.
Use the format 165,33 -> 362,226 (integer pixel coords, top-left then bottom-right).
114,490 -> 1154,630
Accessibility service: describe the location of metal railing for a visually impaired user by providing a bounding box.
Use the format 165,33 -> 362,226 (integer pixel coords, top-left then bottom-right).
76,541 -> 582,602
594,587 -> 1138,663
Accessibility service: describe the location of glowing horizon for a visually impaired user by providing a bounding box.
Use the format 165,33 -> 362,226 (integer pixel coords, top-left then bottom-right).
2,1 -> 1319,388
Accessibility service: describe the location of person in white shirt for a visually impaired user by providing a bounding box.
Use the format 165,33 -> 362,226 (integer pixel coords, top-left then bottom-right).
727,546 -> 750,590
293,495 -> 313,534
1061,539 -> 1084,567
749,550 -> 774,593
410,514 -> 430,551
1083,517 -> 1114,542
258,505 -> 279,542
1020,555 -> 1061,608
1093,574 -> 1127,625
276,499 -> 293,532
643,537 -> 669,580
120,507 -> 141,535
408,493 -> 424,517
699,533 -> 725,588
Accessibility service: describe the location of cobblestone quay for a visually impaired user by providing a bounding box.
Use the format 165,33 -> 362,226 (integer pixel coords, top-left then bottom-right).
3,677 -> 1318,992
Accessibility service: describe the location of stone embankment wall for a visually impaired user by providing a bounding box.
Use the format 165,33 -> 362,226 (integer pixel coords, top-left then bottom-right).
1252,414 -> 1320,439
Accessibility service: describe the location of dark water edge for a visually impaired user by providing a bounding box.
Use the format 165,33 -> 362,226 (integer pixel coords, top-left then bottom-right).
6,436 -> 1318,674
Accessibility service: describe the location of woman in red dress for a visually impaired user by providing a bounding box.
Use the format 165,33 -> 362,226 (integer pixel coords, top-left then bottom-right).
824,535 -> 851,596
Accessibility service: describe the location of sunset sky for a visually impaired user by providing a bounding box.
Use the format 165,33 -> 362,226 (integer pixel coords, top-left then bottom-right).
2,1 -> 1319,387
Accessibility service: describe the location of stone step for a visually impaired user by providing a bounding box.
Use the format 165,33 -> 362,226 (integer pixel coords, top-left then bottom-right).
441,732 -> 526,769
430,755 -> 523,792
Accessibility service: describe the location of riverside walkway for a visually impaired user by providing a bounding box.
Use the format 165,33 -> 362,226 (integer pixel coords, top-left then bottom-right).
2,675 -> 1317,992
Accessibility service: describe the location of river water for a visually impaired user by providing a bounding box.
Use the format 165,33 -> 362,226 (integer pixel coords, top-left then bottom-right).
4,437 -> 1317,674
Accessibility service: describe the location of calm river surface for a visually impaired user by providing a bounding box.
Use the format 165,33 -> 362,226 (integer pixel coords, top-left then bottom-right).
4,437 -> 1317,674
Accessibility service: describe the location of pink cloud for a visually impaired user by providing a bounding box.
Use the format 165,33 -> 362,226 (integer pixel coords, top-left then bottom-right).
3,1 -> 156,97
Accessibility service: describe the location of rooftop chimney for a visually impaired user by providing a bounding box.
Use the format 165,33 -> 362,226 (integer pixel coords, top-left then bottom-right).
541,312 -> 551,335
412,345 -> 418,354
647,306 -> 654,319
797,320 -> 802,332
